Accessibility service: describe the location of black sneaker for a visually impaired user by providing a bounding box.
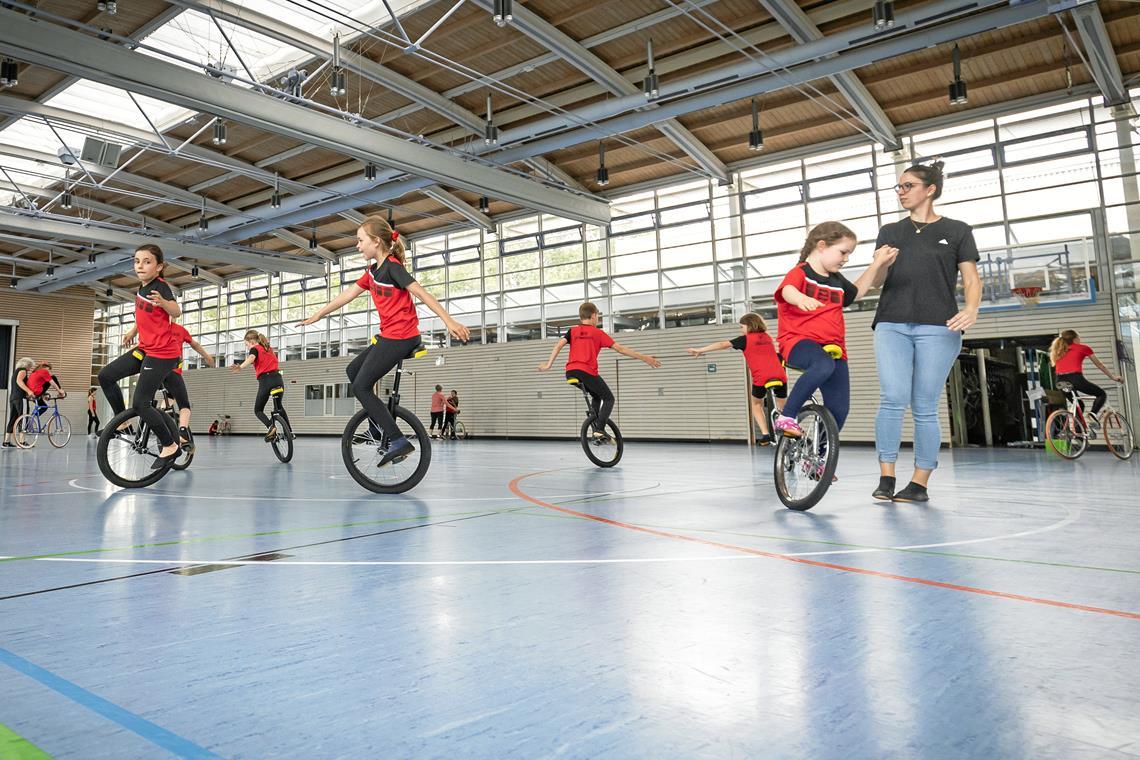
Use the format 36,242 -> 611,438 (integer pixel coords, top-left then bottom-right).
892,482 -> 929,503
872,476 -> 896,501
756,433 -> 774,446
378,436 -> 415,467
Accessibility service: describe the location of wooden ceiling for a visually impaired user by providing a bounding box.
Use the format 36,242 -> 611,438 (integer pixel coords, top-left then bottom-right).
1,0 -> 1138,293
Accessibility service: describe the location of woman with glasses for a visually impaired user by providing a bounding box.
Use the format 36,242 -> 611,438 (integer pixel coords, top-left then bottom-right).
871,160 -> 982,503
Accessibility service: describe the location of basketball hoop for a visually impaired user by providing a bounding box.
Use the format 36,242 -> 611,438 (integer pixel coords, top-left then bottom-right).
1011,286 -> 1042,306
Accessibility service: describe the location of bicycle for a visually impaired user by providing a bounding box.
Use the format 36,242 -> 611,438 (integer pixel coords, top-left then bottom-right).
265,386 -> 293,463
567,376 -> 623,467
96,394 -> 182,488
1045,382 -> 1134,461
13,395 -> 72,449
438,410 -> 469,441
340,343 -> 431,493
764,349 -> 841,511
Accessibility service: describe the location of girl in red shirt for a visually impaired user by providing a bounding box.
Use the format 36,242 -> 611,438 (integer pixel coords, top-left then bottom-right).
96,244 -> 183,468
231,330 -> 290,440
299,216 -> 470,466
1050,329 -> 1121,416
687,313 -> 787,445
773,222 -> 897,438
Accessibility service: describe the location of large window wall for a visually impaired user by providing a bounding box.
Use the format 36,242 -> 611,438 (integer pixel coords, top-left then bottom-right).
94,89 -> 1140,370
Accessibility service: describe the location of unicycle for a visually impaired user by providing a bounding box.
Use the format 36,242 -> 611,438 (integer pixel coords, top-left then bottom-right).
97,403 -> 181,488
268,406 -> 293,463
772,402 -> 840,511
568,377 -> 623,468
340,344 -> 431,493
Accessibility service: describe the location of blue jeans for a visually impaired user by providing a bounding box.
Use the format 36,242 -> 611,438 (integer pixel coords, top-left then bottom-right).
874,322 -> 962,471
783,341 -> 850,430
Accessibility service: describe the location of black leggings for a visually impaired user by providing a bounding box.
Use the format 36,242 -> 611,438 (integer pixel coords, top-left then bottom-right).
1057,372 -> 1107,414
163,373 -> 190,412
87,411 -> 100,434
254,372 -> 289,428
566,370 -> 615,432
7,398 -> 25,435
430,411 -> 444,430
97,350 -> 178,446
346,336 -> 421,440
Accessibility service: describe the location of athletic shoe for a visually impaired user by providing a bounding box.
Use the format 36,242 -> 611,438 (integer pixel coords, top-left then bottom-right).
264,427 -> 277,442
872,476 -> 896,501
379,436 -> 415,467
1,442 -> 14,448
774,415 -> 802,438
756,433 -> 774,446
891,482 -> 929,503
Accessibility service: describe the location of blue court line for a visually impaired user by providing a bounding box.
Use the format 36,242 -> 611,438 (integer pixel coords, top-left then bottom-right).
0,647 -> 220,759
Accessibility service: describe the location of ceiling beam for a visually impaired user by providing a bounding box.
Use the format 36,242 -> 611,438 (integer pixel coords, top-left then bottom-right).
1069,2 -> 1129,107
755,0 -> 900,150
422,186 -> 494,232
468,0 -> 730,184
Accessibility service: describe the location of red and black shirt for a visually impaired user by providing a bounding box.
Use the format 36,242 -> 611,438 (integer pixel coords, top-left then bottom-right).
775,263 -> 857,359
730,332 -> 787,387
27,368 -> 52,396
356,257 -> 420,340
564,324 -> 614,376
171,324 -> 193,375
135,278 -> 181,359
1055,342 -> 1093,375
248,344 -> 280,378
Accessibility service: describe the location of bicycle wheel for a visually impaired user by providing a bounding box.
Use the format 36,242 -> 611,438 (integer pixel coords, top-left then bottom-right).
455,420 -> 468,440
1045,409 -> 1087,460
97,409 -> 174,488
1101,410 -> 1135,461
270,413 -> 294,463
47,415 -> 72,448
341,405 -> 431,493
580,416 -> 623,468
13,414 -> 38,448
773,404 -> 839,511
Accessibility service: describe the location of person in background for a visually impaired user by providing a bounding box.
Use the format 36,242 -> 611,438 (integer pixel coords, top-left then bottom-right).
444,390 -> 460,439
27,361 -> 64,412
87,388 -> 101,437
1049,329 -> 1122,421
208,419 -> 220,436
430,384 -> 445,439
3,357 -> 35,449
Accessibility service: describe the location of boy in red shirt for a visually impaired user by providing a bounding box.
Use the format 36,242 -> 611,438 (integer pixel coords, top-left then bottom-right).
686,313 -> 787,445
538,302 -> 660,438
774,222 -> 897,438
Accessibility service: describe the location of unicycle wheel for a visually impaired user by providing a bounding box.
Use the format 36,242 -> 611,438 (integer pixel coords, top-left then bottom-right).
580,416 -> 623,468
97,409 -> 175,488
270,414 -> 294,463
341,405 -> 431,493
772,404 -> 839,511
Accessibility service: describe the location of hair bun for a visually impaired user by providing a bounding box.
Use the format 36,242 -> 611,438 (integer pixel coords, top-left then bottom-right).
929,159 -> 945,176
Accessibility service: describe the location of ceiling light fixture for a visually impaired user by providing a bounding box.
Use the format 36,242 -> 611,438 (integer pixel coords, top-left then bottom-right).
872,0 -> 894,30
271,172 -> 281,208
365,162 -> 377,182
748,97 -> 763,152
330,33 -> 347,96
0,58 -> 18,88
492,0 -> 512,27
198,197 -> 209,231
484,92 -> 498,145
479,196 -> 490,214
212,118 -> 227,146
643,39 -> 659,99
596,142 -> 609,187
948,44 -> 968,105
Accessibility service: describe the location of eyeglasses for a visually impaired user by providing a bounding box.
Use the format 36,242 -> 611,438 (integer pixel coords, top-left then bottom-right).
894,182 -> 920,193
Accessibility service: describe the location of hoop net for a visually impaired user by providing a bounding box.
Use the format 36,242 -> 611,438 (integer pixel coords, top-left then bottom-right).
1011,286 -> 1043,306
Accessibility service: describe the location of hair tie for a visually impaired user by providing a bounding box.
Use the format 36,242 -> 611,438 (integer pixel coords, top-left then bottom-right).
390,230 -> 399,242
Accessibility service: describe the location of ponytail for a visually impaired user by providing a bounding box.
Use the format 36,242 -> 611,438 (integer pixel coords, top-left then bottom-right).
799,221 -> 857,262
244,329 -> 271,352
1049,329 -> 1078,366
359,216 -> 406,265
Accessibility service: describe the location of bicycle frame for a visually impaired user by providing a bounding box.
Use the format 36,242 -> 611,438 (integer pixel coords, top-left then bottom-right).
26,399 -> 64,433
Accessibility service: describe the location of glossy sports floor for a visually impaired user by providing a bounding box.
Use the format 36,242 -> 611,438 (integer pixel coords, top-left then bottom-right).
1,435 -> 1138,759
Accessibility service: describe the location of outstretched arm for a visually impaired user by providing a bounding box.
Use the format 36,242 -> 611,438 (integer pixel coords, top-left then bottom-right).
229,352 -> 256,373
612,342 -> 661,368
1090,354 -> 1123,383
686,340 -> 733,357
852,245 -> 899,299
407,282 -> 471,343
189,338 -> 215,368
538,338 -> 567,371
298,284 -> 365,326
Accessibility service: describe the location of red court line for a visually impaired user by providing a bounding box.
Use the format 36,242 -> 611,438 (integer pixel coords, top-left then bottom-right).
508,470 -> 1140,621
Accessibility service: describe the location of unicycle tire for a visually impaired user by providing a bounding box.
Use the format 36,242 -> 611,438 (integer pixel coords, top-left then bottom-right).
580,416 -> 623,468
270,414 -> 294,463
97,409 -> 175,488
773,403 -> 839,511
341,405 -> 431,493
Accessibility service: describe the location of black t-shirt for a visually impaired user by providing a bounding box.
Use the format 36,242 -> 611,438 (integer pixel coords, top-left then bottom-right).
873,217 -> 979,329
9,369 -> 27,402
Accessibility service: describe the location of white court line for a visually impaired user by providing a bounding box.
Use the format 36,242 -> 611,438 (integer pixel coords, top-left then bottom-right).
0,501 -> 1079,567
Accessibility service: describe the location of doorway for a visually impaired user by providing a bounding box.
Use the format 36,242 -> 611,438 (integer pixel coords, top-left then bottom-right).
947,335 -> 1057,448
0,321 -> 15,416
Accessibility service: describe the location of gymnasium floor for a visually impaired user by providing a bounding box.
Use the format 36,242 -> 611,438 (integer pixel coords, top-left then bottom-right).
1,436 -> 1138,759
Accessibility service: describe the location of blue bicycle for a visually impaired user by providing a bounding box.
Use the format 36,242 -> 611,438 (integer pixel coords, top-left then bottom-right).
14,396 -> 73,449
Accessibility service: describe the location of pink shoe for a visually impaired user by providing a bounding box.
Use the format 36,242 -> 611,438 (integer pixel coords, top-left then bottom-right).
774,415 -> 802,438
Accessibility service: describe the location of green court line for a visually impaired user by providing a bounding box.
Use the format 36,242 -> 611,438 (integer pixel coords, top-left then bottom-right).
0,505 -> 529,564
509,507 -> 1140,575
0,722 -> 52,759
